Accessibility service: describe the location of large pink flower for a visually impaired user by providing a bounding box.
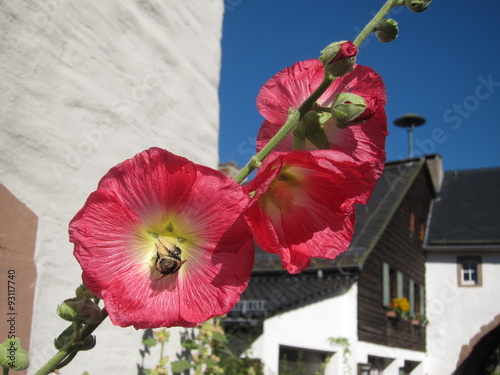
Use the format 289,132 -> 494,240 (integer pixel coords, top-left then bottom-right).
69,148 -> 254,328
256,59 -> 387,176
244,150 -> 376,274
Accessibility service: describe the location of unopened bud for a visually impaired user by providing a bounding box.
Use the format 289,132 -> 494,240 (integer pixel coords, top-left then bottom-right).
154,329 -> 170,344
57,297 -> 102,324
405,0 -> 431,13
75,284 -> 89,300
54,325 -> 75,350
0,337 -> 29,371
79,335 -> 97,351
293,118 -> 307,150
374,19 -> 399,43
331,93 -> 377,128
320,41 -> 358,77
294,112 -> 329,150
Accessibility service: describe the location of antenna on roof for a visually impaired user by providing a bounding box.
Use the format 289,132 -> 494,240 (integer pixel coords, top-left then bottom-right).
394,113 -> 426,159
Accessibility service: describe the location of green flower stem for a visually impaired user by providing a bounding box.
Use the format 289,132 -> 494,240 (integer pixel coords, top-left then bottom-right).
353,0 -> 404,47
52,350 -> 79,371
233,73 -> 334,184
3,367 -> 9,375
233,0 -> 406,185
33,308 -> 108,375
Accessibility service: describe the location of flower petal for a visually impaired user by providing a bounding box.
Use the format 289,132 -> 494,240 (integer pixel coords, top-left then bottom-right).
70,148 -> 254,328
256,60 -> 387,171
245,150 -> 373,274
257,60 -> 325,124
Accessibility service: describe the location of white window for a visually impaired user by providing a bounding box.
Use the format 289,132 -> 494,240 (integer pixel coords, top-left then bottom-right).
457,256 -> 482,287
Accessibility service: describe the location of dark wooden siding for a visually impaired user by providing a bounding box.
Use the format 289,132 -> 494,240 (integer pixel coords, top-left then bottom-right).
357,167 -> 434,351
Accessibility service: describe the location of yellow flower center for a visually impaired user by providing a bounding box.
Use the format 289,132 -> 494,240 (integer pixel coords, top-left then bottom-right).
259,165 -> 307,215
131,212 -> 201,278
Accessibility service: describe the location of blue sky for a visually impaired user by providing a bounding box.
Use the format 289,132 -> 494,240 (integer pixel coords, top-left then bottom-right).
218,0 -> 500,172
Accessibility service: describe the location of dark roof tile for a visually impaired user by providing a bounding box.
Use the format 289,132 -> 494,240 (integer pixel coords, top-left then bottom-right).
426,167 -> 500,247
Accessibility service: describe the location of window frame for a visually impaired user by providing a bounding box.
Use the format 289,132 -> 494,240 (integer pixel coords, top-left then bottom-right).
382,263 -> 404,307
457,256 -> 482,287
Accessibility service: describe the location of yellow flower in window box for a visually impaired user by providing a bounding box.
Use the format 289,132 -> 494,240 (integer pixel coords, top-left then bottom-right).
387,297 -> 410,319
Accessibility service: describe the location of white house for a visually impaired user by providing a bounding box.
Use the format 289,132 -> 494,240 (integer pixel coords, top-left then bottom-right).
424,167 -> 500,375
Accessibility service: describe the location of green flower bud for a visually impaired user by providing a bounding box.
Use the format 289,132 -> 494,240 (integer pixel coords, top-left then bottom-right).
374,19 -> 399,43
293,118 -> 307,150
331,93 -> 377,128
57,300 -> 79,322
54,325 -> 75,350
319,41 -> 358,77
405,0 -> 431,13
294,112 -> 330,150
75,284 -> 89,300
79,335 -> 97,351
57,297 -> 102,324
0,337 -> 29,371
154,329 -> 170,344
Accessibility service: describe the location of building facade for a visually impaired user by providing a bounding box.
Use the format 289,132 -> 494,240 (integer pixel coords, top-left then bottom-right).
425,167 -> 500,374
0,1 -> 223,374
226,156 -> 439,374
226,156 -> 500,375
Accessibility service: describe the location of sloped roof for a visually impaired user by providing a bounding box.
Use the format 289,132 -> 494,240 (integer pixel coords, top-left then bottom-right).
225,270 -> 356,323
426,167 -> 500,248
252,158 -> 428,271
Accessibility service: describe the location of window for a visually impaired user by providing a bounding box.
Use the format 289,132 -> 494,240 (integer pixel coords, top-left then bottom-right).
409,279 -> 425,316
409,209 -> 415,231
279,346 -> 332,375
409,279 -> 415,316
457,256 -> 482,287
419,219 -> 426,240
382,263 -> 403,307
358,356 -> 393,375
419,285 -> 425,315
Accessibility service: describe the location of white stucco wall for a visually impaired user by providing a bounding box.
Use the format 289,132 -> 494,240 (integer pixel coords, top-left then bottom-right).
249,281 -> 430,375
356,341 -> 426,375
425,252 -> 500,375
250,284 -> 359,375
0,1 -> 223,373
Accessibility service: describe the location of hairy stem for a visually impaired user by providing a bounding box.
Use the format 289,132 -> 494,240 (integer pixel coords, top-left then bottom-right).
353,0 -> 403,47
233,73 -> 334,184
33,308 -> 108,375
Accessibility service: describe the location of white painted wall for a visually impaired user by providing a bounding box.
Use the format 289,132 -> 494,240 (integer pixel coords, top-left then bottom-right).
0,1 -> 223,373
250,284 -> 359,375
356,341 -> 426,375
249,281 -> 430,375
425,252 -> 500,375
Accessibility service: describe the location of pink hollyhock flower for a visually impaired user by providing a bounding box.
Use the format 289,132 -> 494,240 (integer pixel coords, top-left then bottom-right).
69,148 -> 254,328
256,59 -> 387,177
244,150 -> 376,274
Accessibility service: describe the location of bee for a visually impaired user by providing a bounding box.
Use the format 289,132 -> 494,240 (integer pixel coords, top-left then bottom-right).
155,238 -> 187,276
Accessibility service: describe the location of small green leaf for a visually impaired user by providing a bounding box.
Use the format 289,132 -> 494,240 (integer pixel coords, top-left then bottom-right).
181,339 -> 199,349
142,338 -> 157,347
211,331 -> 227,343
203,357 -> 219,367
171,359 -> 193,373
